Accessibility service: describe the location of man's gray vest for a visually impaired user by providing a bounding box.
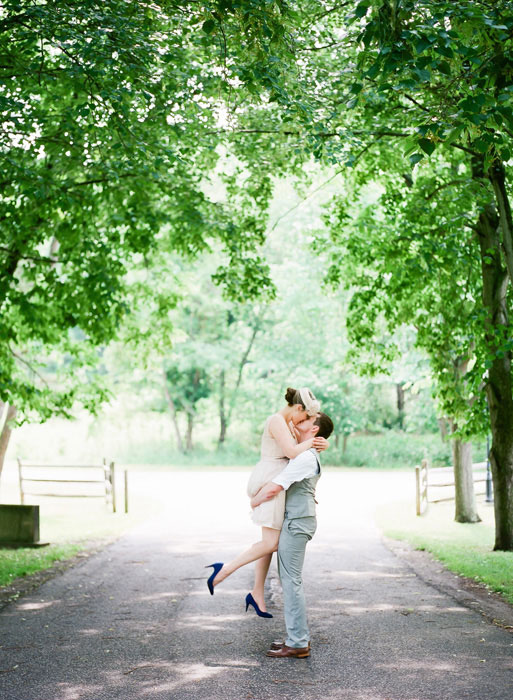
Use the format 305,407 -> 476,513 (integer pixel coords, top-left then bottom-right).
283,448 -> 321,519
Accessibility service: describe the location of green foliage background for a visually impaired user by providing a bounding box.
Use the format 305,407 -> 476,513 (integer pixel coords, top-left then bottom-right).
7,168 -> 484,469
1,1 -> 504,475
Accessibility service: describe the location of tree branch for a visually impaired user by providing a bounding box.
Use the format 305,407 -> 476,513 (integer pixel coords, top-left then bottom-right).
65,172 -> 138,188
0,246 -> 58,264
451,143 -> 480,157
227,317 -> 262,424
311,2 -> 352,21
299,40 -> 345,52
426,179 -> 473,200
401,93 -> 430,113
207,127 -> 411,139
270,168 -> 343,231
10,347 -> 50,388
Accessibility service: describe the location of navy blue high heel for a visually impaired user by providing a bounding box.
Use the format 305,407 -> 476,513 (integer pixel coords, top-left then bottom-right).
245,592 -> 273,618
205,562 -> 224,595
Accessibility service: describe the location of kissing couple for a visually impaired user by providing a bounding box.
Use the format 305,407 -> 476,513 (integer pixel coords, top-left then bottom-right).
206,386 -> 334,658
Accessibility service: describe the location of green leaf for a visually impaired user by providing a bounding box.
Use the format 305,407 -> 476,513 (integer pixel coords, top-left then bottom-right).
416,124 -> 431,137
366,63 -> 380,79
437,61 -> 451,76
413,67 -> 431,82
434,44 -> 454,59
349,82 -> 364,94
415,37 -> 432,54
418,138 -> 435,156
202,19 -> 216,34
410,153 -> 424,165
474,137 -> 492,154
355,1 -> 370,18
444,125 -> 464,145
362,27 -> 374,47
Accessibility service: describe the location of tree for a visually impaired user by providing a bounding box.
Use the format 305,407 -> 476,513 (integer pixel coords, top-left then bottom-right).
161,269 -> 267,451
0,1 -> 277,475
216,308 -> 265,448
203,0 -> 513,547
339,0 -> 513,543
164,365 -> 211,452
315,145 -> 484,522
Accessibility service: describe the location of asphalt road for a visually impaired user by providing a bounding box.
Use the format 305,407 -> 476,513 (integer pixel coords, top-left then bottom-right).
1,471 -> 512,700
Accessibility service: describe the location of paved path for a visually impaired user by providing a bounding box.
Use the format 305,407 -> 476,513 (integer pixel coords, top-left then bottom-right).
1,471 -> 512,700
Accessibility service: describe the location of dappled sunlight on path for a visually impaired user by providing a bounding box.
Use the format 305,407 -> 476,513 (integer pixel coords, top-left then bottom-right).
1,471 -> 512,700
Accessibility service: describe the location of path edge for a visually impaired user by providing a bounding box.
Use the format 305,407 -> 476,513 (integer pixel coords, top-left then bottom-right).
382,535 -> 513,634
0,538 -> 114,612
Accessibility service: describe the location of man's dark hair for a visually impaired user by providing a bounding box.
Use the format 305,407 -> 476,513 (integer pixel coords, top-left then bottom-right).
314,412 -> 334,439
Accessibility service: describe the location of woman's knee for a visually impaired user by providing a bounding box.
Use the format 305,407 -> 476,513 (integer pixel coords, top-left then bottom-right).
267,534 -> 280,553
261,527 -> 280,554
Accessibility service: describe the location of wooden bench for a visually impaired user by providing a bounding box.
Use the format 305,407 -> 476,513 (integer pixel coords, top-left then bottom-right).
415,459 -> 490,515
17,459 -> 117,513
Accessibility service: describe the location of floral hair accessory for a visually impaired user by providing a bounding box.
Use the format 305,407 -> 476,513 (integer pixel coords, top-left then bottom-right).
299,387 -> 321,416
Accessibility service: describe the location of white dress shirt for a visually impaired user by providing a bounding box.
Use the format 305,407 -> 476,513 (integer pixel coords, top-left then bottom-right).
271,449 -> 320,491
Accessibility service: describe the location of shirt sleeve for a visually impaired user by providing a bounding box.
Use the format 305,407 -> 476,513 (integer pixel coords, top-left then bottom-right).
272,451 -> 318,491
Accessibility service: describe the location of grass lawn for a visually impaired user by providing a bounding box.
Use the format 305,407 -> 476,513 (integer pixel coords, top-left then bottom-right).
0,543 -> 85,588
375,497 -> 513,605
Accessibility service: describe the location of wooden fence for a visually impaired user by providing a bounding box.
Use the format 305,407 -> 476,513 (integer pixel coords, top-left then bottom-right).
17,459 -> 118,513
415,459 -> 489,516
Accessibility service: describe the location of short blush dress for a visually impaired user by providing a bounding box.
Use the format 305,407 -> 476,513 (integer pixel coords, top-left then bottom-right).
246,414 -> 297,530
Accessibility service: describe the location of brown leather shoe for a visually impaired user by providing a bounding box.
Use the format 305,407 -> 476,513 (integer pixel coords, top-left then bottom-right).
266,644 -> 310,658
270,639 -> 311,651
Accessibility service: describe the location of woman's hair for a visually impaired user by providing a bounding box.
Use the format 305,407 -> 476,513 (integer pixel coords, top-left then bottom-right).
314,412 -> 334,440
285,387 -> 315,407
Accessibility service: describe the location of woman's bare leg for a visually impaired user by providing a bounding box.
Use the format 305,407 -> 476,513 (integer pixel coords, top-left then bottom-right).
213,527 -> 279,595
251,552 -> 273,612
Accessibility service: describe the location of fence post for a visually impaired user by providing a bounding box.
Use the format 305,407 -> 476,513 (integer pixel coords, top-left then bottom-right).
110,461 -> 116,513
421,458 -> 428,514
415,459 -> 429,515
124,469 -> 128,514
415,465 -> 421,515
486,434 -> 494,503
17,458 -> 24,505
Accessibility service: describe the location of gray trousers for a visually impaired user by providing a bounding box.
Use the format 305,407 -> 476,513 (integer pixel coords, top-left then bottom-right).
277,516 -> 317,648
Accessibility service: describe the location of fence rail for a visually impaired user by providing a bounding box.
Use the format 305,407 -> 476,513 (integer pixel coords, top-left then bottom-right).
415,460 -> 491,516
17,459 -> 117,513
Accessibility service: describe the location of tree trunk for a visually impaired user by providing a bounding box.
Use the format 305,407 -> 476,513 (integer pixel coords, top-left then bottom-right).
186,412 -> 194,452
0,403 -> 16,480
396,382 -> 405,430
0,248 -> 22,307
221,318 -> 262,445
450,427 -> 481,523
218,369 -> 228,448
437,417 -> 449,442
476,189 -> 513,550
162,368 -> 185,453
343,434 -> 348,453
489,159 -> 513,284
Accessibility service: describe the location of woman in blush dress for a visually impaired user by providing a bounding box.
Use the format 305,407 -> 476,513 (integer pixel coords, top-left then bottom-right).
206,387 -> 327,617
